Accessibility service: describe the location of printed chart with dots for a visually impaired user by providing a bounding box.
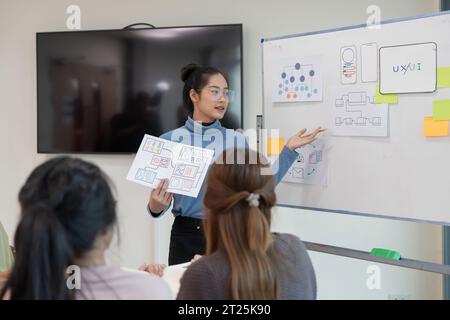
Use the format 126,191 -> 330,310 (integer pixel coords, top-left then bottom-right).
272,57 -> 323,103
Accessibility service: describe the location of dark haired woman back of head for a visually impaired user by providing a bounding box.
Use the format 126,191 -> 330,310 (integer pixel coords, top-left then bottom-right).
1,157 -> 171,300
176,148 -> 317,300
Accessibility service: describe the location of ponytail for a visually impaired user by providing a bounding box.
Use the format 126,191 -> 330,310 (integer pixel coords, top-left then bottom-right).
1,202 -> 72,299
1,156 -> 117,300
205,189 -> 278,299
234,194 -> 277,299
246,206 -> 272,253
204,147 -> 280,299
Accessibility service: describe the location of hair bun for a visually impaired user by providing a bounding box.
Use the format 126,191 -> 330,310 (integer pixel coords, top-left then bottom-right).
181,63 -> 200,82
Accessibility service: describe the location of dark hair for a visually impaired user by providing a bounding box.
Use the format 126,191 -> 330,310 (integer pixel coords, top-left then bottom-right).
1,157 -> 116,300
204,148 -> 279,299
181,63 -> 227,116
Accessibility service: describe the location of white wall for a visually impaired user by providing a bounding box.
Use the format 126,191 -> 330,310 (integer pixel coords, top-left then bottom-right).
0,0 -> 443,298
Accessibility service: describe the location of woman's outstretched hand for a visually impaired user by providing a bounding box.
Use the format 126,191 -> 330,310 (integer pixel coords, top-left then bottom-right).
287,127 -> 326,151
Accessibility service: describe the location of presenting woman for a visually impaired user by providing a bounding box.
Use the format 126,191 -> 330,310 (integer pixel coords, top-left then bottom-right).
147,63 -> 324,265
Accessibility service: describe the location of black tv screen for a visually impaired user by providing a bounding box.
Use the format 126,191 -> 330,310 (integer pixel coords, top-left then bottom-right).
37,24 -> 242,153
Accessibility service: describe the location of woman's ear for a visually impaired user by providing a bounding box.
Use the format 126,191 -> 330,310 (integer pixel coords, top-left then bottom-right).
189,89 -> 200,103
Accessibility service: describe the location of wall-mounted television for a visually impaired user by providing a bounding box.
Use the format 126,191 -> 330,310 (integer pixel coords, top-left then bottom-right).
37,24 -> 243,153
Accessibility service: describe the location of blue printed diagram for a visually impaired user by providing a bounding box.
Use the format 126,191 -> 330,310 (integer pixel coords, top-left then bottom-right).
133,137 -> 211,193
331,89 -> 388,137
309,150 -> 323,165
135,168 -> 158,184
135,137 -> 173,185
127,135 -> 214,197
272,57 -> 323,102
334,91 -> 380,126
178,147 -> 210,164
283,140 -> 326,186
143,138 -> 164,154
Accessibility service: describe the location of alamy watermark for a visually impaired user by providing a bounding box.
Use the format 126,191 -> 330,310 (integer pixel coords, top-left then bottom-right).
66,5 -> 81,30
66,265 -> 81,290
366,5 -> 381,30
168,122 -> 284,175
366,265 -> 381,290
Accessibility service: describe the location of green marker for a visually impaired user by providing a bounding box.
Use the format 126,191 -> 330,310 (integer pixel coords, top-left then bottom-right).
370,248 -> 401,260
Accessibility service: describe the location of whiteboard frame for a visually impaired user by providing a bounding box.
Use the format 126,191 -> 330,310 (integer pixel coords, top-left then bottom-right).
261,10 -> 450,227
261,11 -> 450,43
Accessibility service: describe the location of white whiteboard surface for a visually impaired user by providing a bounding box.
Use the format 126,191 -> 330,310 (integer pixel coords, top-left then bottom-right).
262,11 -> 450,225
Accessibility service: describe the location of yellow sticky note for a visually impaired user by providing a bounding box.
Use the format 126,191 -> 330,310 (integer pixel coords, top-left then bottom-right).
437,67 -> 450,88
423,116 -> 448,137
267,138 -> 285,156
375,84 -> 398,104
432,100 -> 450,120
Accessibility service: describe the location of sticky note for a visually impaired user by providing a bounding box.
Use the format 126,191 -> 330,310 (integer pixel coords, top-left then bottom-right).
432,100 -> 450,120
375,84 -> 398,104
267,138 -> 285,156
437,67 -> 450,88
423,116 -> 448,137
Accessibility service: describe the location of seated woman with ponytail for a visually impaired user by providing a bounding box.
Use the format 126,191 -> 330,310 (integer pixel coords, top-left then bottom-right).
0,157 -> 171,300
176,148 -> 317,300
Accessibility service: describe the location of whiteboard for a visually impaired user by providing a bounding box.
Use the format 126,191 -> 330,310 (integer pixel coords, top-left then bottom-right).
262,11 -> 450,225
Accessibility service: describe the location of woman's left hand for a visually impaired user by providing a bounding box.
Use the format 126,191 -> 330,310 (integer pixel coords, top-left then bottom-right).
287,127 -> 326,151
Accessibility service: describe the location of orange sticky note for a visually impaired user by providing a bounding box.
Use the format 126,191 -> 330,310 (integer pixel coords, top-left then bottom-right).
423,116 -> 448,137
267,138 -> 285,156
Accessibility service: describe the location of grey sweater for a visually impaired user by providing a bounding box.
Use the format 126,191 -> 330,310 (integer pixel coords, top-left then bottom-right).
177,233 -> 317,300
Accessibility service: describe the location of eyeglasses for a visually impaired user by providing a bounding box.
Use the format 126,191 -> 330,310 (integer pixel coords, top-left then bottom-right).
203,86 -> 235,102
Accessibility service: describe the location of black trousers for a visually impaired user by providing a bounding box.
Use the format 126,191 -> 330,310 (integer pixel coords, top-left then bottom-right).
168,216 -> 206,265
